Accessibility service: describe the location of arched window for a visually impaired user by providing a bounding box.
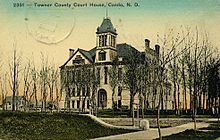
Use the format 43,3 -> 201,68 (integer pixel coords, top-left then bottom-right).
99,51 -> 106,61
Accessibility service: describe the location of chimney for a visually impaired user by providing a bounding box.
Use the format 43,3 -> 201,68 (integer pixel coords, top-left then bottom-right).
145,39 -> 150,49
69,49 -> 74,58
155,44 -> 160,57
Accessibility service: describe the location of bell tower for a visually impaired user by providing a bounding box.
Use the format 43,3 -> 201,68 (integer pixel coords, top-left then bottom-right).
95,16 -> 117,62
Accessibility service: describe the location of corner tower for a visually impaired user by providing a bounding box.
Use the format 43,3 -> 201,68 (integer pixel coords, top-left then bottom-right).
95,17 -> 117,62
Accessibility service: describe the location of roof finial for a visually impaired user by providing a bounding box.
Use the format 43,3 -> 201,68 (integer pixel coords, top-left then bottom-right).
105,5 -> 108,18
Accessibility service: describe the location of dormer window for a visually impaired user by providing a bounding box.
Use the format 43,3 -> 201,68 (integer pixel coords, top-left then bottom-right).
99,51 -> 106,61
73,55 -> 85,64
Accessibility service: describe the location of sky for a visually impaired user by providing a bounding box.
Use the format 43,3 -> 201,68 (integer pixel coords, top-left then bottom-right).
0,0 -> 220,68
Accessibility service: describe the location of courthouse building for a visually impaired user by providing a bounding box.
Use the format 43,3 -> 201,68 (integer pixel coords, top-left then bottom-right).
59,16 -> 172,112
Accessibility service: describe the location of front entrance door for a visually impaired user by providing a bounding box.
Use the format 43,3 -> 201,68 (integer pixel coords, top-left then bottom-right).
98,89 -> 107,109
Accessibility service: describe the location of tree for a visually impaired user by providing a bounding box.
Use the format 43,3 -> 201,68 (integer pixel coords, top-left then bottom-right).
39,54 -> 49,111
30,61 -> 38,110
108,61 -> 119,112
123,47 -> 143,126
8,48 -> 22,111
90,64 -> 101,115
47,64 -> 59,111
0,73 -> 8,110
80,64 -> 91,113
23,60 -> 32,111
156,28 -> 190,140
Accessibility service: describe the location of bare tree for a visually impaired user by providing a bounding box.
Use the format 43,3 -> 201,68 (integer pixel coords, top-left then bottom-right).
0,73 -> 8,111
90,64 -> 101,115
39,54 -> 49,112
123,47 -> 143,126
30,62 -> 38,110
47,64 -> 59,111
23,60 -> 32,111
108,61 -> 119,112
155,28 -> 191,140
8,48 -> 22,111
81,64 -> 91,113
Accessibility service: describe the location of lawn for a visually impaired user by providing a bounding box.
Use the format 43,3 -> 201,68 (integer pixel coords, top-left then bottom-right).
0,112 -> 137,140
155,122 -> 220,140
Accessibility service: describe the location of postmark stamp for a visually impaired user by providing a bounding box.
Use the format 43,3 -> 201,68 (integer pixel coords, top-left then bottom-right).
24,5 -> 75,45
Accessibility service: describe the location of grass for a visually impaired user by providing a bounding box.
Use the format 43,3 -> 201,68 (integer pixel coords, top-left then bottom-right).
0,111 -> 137,140
97,109 -> 217,118
157,129 -> 220,140
155,121 -> 220,140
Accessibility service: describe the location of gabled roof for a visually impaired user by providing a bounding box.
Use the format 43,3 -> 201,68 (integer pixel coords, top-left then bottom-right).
78,49 -> 93,62
60,48 -> 95,68
96,17 -> 117,35
61,43 -> 145,68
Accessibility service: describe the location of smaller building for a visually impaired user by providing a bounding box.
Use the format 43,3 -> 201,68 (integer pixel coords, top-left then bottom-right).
4,96 -> 26,111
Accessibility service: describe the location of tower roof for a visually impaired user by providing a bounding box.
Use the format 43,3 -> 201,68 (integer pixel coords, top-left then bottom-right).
96,17 -> 117,35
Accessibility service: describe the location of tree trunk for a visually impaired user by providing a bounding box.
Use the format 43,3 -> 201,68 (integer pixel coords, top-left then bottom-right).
173,82 -> 177,114
182,66 -> 187,113
157,86 -> 162,140
130,93 -> 135,126
112,87 -> 115,115
177,83 -> 180,115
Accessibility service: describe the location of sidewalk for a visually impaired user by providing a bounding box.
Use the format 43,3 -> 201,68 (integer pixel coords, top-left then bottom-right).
92,122 -> 209,140
81,114 -> 140,130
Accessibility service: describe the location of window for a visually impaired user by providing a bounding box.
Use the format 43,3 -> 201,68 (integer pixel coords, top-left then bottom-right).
82,101 -> 85,109
77,87 -> 80,96
86,87 -> 90,96
118,86 -> 122,96
104,67 -> 108,84
103,35 -> 107,46
66,70 -> 70,83
99,35 -> 107,47
99,35 -> 103,47
118,68 -> 122,80
72,87 -> 75,96
67,100 -> 70,108
72,100 -> 75,108
77,100 -> 80,108
97,67 -> 101,84
82,87 -> 85,96
99,52 -> 106,61
73,55 -> 85,64
71,70 -> 75,83
110,35 -> 115,47
67,87 -> 71,97
112,36 -> 116,47
118,100 -> 122,108
87,100 -> 90,109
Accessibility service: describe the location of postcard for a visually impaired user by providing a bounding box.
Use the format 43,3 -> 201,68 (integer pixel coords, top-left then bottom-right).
0,0 -> 220,140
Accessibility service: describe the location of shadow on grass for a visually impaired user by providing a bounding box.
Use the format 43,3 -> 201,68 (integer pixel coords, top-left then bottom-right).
0,111 -> 138,140
154,121 -> 220,140
155,129 -> 220,140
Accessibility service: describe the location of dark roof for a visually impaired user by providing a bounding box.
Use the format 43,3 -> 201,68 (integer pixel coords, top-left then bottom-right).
116,43 -> 140,58
89,47 -> 96,57
61,43 -> 145,67
5,96 -> 25,102
78,49 -> 93,62
96,18 -> 117,35
116,43 -> 145,63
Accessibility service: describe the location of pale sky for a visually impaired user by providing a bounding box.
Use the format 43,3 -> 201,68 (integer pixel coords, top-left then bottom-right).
0,0 -> 220,68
